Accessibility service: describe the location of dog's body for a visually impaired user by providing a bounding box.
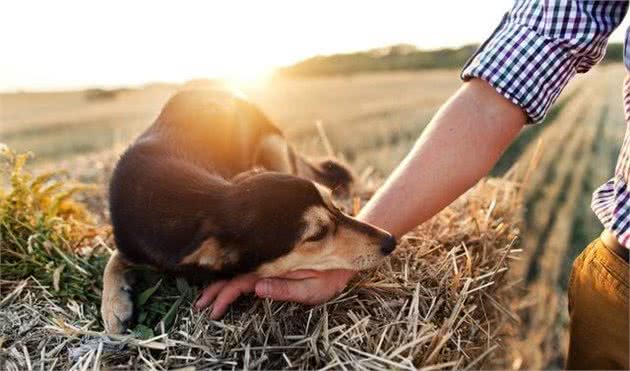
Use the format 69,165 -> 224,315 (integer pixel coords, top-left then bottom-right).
102,87 -> 396,333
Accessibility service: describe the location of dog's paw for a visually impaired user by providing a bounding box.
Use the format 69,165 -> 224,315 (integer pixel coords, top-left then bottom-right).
101,285 -> 133,334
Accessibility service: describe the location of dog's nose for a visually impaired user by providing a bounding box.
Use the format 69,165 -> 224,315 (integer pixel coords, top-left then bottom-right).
380,235 -> 397,256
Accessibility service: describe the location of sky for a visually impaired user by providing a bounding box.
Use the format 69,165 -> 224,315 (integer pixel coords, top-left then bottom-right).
1,0 -> 628,92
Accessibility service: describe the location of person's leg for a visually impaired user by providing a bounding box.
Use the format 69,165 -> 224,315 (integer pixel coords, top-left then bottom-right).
566,235 -> 629,370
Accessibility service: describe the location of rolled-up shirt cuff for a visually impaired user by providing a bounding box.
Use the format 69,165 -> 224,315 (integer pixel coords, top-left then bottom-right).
461,16 -> 580,124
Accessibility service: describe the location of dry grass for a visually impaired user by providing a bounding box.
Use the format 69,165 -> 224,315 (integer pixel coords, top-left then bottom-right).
0,145 -> 522,370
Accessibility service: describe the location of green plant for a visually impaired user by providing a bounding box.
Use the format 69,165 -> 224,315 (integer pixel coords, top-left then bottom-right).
0,146 -> 107,302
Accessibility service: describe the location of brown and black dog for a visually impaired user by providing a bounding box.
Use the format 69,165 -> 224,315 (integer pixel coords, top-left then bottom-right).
101,86 -> 396,333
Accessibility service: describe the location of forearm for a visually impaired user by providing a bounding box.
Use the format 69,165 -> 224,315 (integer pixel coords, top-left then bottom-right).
358,79 -> 526,238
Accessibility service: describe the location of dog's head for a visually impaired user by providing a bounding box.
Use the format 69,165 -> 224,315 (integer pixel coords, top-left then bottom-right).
197,171 -> 395,276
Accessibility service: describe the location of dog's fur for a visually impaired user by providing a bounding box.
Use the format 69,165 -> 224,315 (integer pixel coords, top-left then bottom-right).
101,87 -> 396,333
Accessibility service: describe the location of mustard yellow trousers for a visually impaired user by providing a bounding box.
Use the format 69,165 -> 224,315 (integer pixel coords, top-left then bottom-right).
566,235 -> 629,370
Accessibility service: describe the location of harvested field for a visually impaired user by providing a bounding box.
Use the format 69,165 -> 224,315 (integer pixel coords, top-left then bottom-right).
504,65 -> 626,370
0,71 -> 461,176
1,64 -> 626,369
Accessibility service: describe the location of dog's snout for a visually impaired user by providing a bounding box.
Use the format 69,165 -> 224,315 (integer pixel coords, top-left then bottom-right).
380,235 -> 397,256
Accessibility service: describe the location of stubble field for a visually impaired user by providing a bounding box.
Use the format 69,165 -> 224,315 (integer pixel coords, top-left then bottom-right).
0,64 -> 624,369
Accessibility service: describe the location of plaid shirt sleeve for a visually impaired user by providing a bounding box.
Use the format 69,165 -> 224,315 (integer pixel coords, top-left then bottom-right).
462,0 -> 628,123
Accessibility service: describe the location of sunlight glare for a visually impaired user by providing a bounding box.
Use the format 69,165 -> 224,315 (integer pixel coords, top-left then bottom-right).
219,64 -> 274,91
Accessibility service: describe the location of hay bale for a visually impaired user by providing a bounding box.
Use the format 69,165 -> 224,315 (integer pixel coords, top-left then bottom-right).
0,154 -> 522,370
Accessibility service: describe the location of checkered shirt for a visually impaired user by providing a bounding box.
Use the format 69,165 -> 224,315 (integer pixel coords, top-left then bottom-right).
461,0 -> 630,247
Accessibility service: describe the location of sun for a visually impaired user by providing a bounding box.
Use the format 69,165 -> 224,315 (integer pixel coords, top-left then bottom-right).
218,63 -> 275,91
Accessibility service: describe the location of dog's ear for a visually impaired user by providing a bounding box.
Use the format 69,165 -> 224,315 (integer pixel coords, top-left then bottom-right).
309,158 -> 355,196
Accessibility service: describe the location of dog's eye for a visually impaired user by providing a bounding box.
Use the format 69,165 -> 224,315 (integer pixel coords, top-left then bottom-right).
305,225 -> 328,243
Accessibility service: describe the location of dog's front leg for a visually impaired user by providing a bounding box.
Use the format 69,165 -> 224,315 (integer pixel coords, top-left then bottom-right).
101,250 -> 134,334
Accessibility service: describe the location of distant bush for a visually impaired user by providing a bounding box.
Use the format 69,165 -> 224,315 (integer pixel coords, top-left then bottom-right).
278,44 -> 478,77
279,42 -> 624,77
602,42 -> 623,64
83,88 -> 132,101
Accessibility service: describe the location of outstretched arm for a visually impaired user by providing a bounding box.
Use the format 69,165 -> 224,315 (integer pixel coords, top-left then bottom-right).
358,78 -> 525,236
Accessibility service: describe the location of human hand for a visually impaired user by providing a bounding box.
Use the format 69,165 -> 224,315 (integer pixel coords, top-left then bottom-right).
195,269 -> 356,319
194,272 -> 259,320
255,269 -> 356,304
